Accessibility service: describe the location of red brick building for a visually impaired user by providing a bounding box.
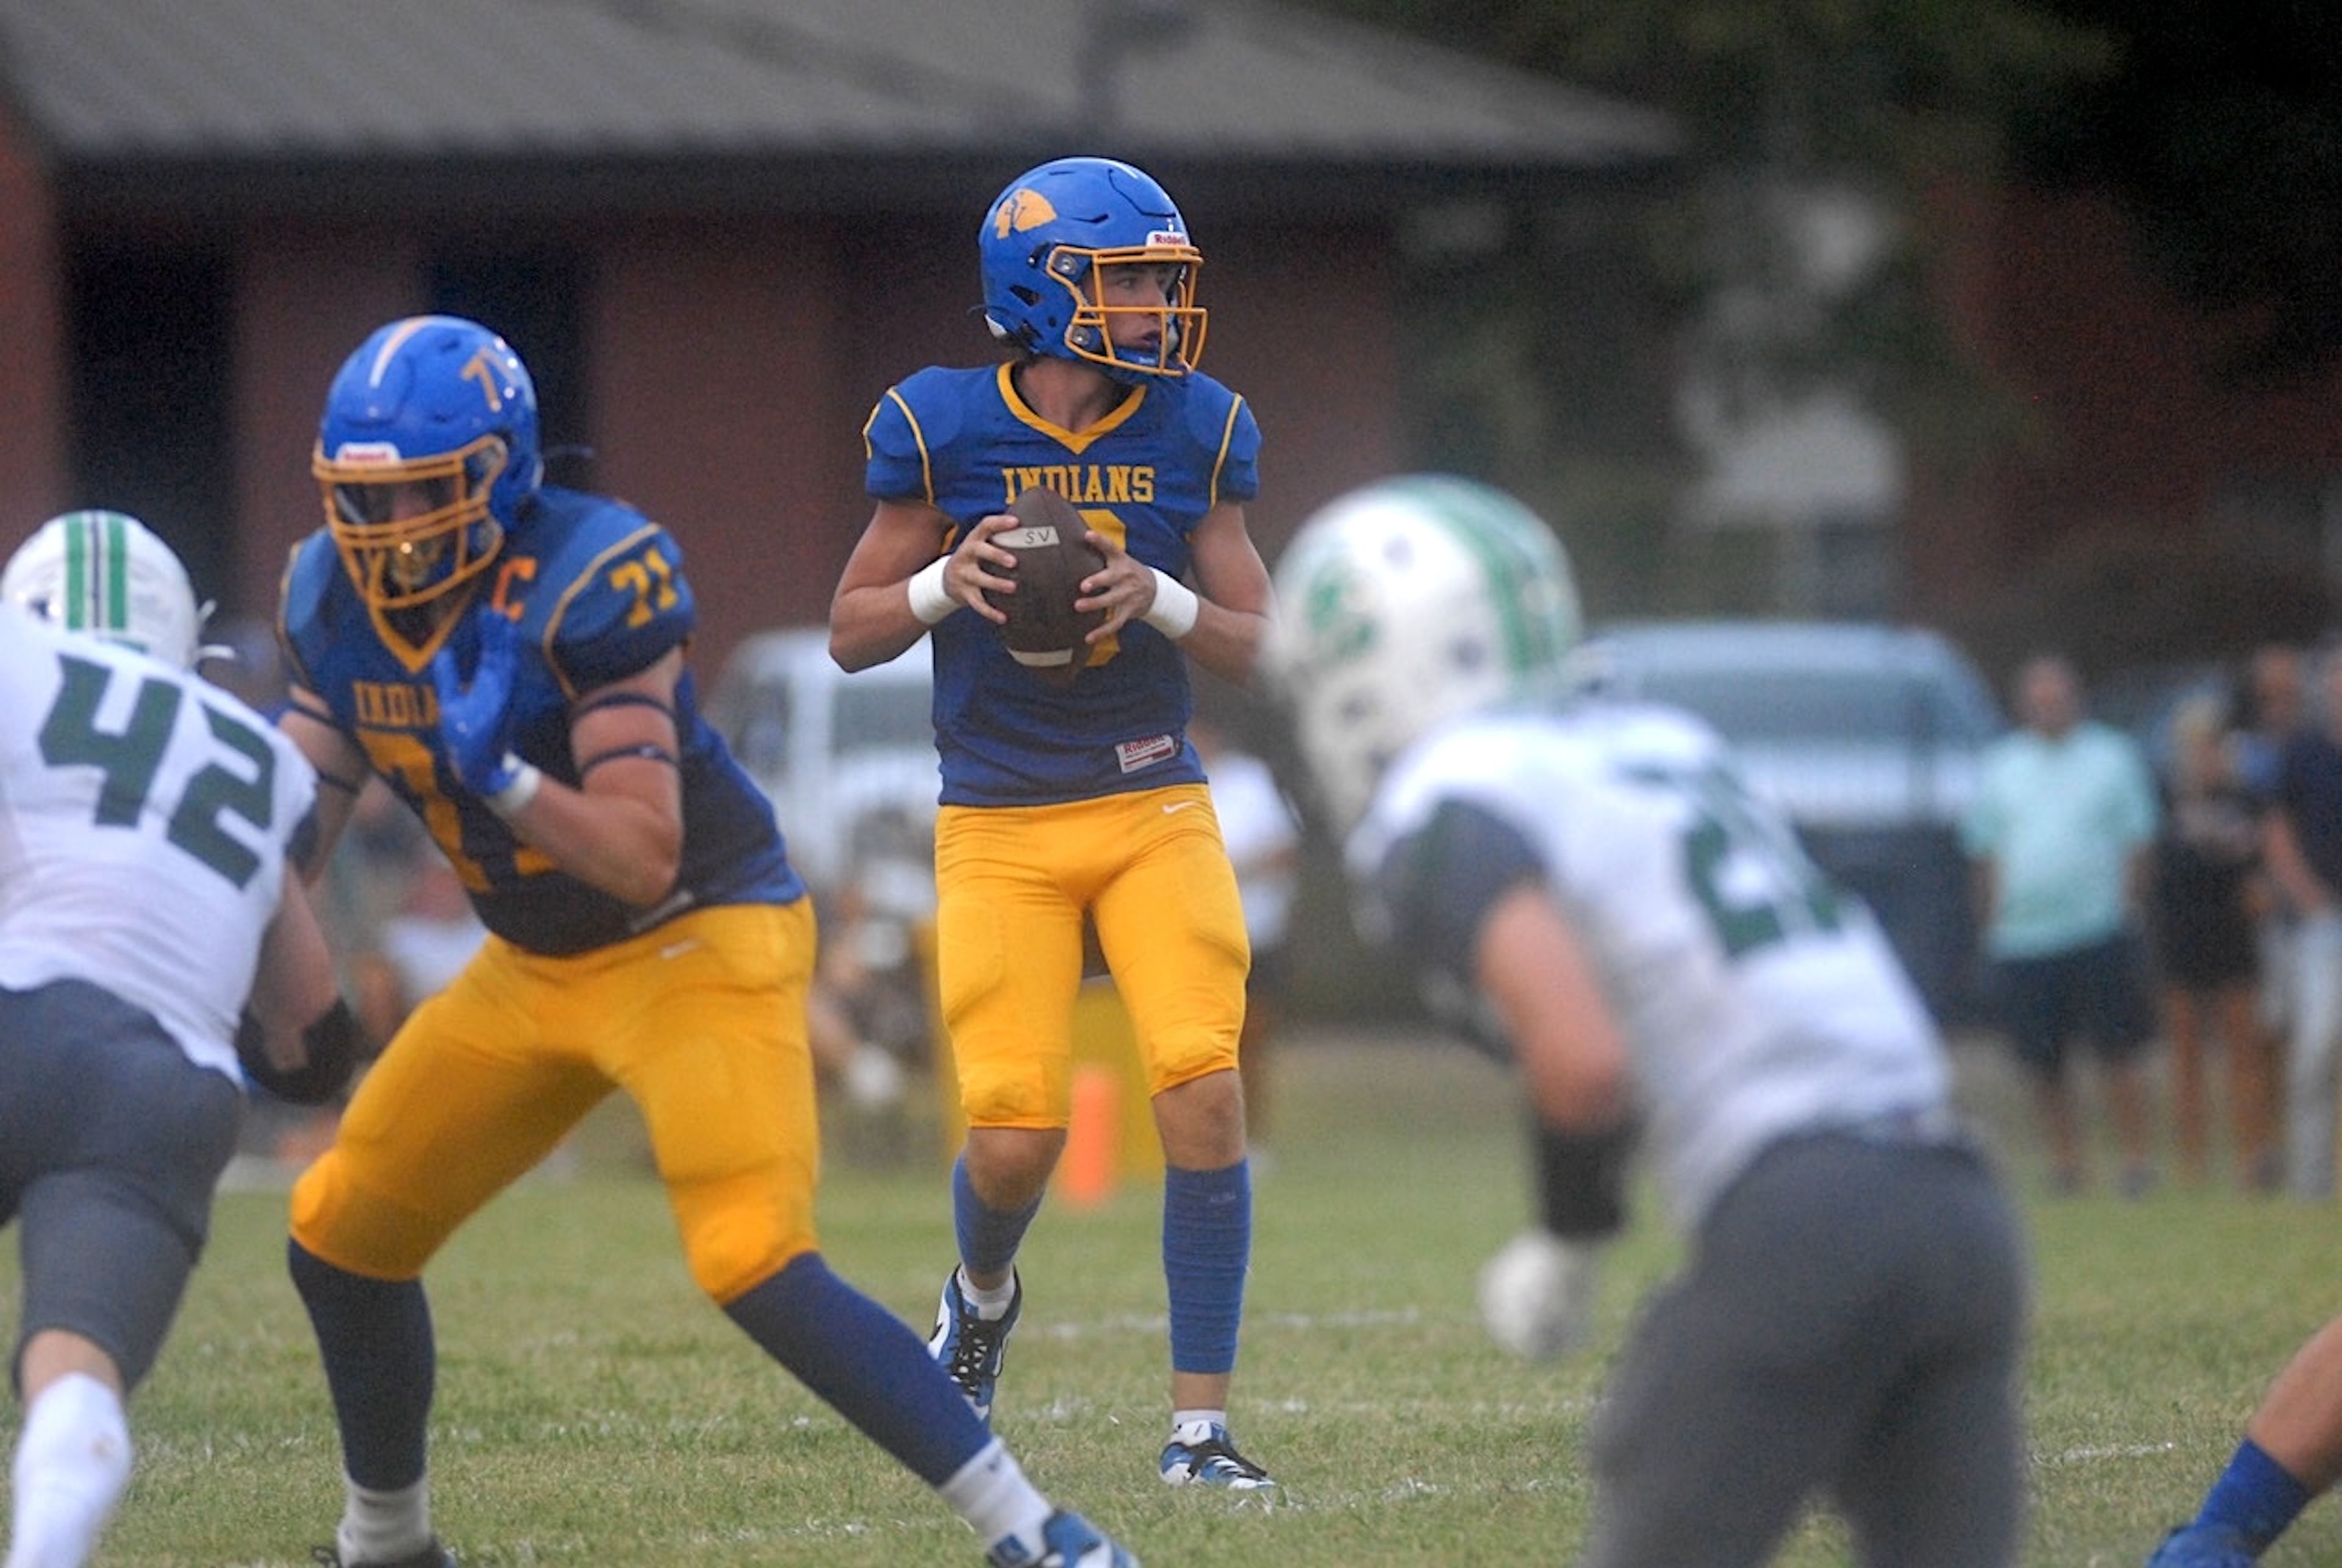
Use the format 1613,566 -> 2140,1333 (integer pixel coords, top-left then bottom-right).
1914,179 -> 2342,672
0,0 -> 1675,676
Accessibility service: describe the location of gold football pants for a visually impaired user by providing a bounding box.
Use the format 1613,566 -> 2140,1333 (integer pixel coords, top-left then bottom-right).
933,782 -> 1249,1128
290,900 -> 820,1304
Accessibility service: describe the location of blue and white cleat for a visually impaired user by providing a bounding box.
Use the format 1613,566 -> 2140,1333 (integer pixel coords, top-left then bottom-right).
1158,1419 -> 1278,1491
985,1508 -> 1139,1567
2144,1523 -> 2257,1568
927,1267 -> 1020,1422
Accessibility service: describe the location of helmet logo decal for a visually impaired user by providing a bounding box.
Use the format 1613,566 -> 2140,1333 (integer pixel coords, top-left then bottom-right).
462,349 -> 507,412
367,316 -> 434,385
3,509 -> 206,667
1147,229 -> 1188,246
1302,564 -> 1376,662
994,188 -> 1059,238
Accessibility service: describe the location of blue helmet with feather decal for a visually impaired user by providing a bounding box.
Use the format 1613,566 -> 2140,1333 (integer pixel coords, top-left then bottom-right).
978,156 -> 1206,379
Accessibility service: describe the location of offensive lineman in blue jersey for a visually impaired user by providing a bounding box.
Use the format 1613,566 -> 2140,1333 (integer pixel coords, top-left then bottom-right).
275,315 -> 1135,1568
829,156 -> 1279,1491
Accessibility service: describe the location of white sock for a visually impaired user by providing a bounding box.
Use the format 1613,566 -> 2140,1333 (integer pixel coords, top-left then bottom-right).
938,1437 -> 1052,1553
7,1372 -> 132,1568
958,1267 -> 1018,1320
337,1475 -> 432,1566
1171,1408 -> 1228,1440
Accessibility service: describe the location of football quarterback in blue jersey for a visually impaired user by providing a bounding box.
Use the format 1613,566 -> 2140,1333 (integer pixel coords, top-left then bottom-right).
829,156 -> 1278,1491
276,315 -> 1135,1568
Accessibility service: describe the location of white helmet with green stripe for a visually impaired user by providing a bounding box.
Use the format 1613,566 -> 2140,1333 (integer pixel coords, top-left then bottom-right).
2,509 -> 207,668
1267,475 -> 1581,829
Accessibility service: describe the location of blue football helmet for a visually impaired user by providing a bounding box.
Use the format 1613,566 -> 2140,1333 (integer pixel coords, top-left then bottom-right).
311,315 -> 540,667
979,156 -> 1206,379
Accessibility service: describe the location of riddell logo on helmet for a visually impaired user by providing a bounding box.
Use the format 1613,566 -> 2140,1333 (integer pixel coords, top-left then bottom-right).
333,442 -> 404,466
1148,230 -> 1187,246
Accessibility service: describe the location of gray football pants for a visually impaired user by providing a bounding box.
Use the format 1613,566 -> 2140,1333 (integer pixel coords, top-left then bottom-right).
1580,1130 -> 2029,1568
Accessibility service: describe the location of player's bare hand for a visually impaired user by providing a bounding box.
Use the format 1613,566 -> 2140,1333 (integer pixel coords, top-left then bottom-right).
949,513 -> 1022,625
1075,529 -> 1156,640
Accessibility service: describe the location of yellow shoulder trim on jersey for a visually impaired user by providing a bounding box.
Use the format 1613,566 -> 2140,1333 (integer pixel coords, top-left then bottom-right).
879,387 -> 937,507
274,540 -> 319,693
1209,394 -> 1245,510
542,522 -> 664,702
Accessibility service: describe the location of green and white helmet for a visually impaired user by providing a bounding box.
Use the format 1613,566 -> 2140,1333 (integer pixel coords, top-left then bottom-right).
2,509 -> 207,668
1266,475 -> 1581,829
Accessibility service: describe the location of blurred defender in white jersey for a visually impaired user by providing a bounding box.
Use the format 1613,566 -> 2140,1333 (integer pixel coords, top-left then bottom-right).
0,510 -> 356,1568
1267,476 -> 2029,1568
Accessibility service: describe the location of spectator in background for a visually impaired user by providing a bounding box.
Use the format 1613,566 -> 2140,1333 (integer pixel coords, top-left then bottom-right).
1192,716 -> 1300,1151
353,856 -> 488,1048
2149,691 -> 2277,1191
2233,643 -> 2307,1126
806,809 -> 936,1117
1964,653 -> 2161,1197
2233,643 -> 2307,802
2264,648 -> 2342,1200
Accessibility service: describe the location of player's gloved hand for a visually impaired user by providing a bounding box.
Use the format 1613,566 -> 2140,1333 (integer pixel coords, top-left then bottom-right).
1478,1228 -> 1603,1360
431,608 -> 541,815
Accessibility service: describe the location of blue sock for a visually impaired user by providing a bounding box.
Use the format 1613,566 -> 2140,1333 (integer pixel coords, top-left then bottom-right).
288,1239 -> 435,1491
1163,1159 -> 1250,1376
2196,1437 -> 2311,1550
724,1253 -> 991,1487
953,1153 -> 1041,1276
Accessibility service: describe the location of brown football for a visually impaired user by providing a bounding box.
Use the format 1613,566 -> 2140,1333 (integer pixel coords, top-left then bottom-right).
984,487 -> 1107,686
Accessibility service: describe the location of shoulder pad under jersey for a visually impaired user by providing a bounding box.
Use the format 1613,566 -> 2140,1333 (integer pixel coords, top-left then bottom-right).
1178,373 -> 1260,504
864,367 -> 978,504
523,491 -> 698,698
277,531 -> 359,697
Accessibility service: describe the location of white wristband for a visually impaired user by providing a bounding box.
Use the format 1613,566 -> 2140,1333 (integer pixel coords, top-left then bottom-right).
487,756 -> 543,818
906,557 -> 956,626
1142,568 -> 1200,640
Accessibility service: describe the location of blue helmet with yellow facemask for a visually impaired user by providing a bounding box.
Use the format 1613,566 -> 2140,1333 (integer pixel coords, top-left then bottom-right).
311,315 -> 541,665
978,156 -> 1206,379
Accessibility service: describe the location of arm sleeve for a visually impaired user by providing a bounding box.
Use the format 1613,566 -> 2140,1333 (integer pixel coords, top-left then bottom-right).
1372,798 -> 1548,992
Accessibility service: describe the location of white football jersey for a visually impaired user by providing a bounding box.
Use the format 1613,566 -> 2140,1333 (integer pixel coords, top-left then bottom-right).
0,606 -> 318,1080
1350,701 -> 1948,1230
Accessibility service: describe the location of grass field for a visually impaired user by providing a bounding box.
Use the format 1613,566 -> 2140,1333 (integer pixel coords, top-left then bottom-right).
9,1025 -> 2342,1566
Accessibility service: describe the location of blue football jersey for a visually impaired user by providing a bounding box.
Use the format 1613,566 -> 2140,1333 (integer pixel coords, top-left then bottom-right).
279,487 -> 803,954
864,362 -> 1261,806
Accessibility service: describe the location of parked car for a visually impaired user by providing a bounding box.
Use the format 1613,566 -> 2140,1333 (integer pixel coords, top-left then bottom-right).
1575,619 -> 2005,1022
703,626 -> 938,896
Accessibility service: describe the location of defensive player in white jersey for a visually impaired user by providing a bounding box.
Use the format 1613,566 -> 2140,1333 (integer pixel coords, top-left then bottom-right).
0,510 -> 356,1568
1266,477 -> 2030,1568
